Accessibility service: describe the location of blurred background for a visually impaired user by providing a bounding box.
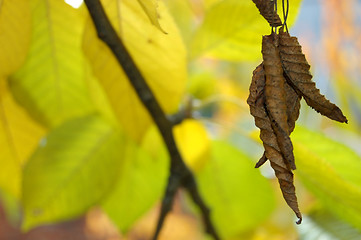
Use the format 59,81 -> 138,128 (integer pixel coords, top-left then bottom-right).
1,0 -> 361,239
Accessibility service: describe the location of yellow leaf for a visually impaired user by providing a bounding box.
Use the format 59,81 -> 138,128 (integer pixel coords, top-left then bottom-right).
0,79 -> 45,198
174,119 -> 210,171
203,0 -> 223,9
136,0 -> 167,33
83,0 -> 187,141
0,0 -> 31,77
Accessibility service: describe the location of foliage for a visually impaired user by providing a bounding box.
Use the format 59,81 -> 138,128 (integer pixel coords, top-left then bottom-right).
0,0 -> 360,239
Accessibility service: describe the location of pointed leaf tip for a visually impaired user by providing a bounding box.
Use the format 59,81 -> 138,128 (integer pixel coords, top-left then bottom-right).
136,0 -> 167,33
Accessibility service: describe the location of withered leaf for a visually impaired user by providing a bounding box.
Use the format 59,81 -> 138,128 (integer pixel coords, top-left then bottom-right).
247,63 -> 302,224
262,34 -> 296,170
278,30 -> 348,123
252,0 -> 283,27
255,152 -> 267,168
254,80 -> 301,168
285,79 -> 302,133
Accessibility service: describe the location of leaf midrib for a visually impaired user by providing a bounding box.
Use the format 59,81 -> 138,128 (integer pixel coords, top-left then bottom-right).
45,0 -> 63,116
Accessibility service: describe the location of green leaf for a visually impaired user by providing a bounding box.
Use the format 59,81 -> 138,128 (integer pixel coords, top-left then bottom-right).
22,115 -> 124,231
136,0 -> 167,33
102,128 -> 168,232
10,0 -> 93,127
293,127 -> 361,231
298,209 -> 361,240
190,0 -> 303,61
196,141 -> 275,238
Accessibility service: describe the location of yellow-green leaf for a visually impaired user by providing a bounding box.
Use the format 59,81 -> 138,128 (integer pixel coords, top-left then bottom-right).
163,0 -> 195,45
190,0 -> 302,61
0,79 -> 44,199
203,0 -> 223,9
102,133 -> 168,232
10,0 -> 93,127
22,115 -> 124,231
136,0 -> 166,33
103,120 -> 212,232
0,0 -> 31,77
293,127 -> 361,231
196,141 -> 275,238
83,0 -> 187,141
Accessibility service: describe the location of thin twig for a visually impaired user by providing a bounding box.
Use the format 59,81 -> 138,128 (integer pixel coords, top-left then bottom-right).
83,1 -> 220,239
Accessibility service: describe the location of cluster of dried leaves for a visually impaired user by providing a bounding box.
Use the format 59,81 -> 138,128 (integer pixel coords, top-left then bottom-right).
249,0 -> 348,224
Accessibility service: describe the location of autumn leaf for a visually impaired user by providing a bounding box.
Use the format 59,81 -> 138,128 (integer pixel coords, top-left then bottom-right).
278,30 -> 348,123
247,63 -> 302,223
285,81 -> 301,133
249,64 -> 301,168
262,33 -> 296,170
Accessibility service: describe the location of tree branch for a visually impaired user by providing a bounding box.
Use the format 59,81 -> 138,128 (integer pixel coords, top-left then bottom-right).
83,1 -> 220,239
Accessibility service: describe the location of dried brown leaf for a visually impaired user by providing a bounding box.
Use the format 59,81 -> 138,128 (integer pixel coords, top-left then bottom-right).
285,79 -> 301,133
247,63 -> 302,223
262,34 -> 296,170
254,81 -> 300,168
278,30 -> 348,123
252,0 -> 283,27
255,152 -> 267,168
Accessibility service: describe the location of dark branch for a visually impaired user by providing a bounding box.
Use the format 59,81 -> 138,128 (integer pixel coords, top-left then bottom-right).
168,97 -> 194,126
83,1 -> 220,239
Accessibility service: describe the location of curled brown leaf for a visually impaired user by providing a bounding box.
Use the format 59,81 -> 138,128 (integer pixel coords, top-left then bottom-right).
252,0 -> 283,27
278,30 -> 348,123
253,80 -> 301,168
262,34 -> 296,170
248,27 -> 348,226
247,63 -> 302,223
285,79 -> 301,133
